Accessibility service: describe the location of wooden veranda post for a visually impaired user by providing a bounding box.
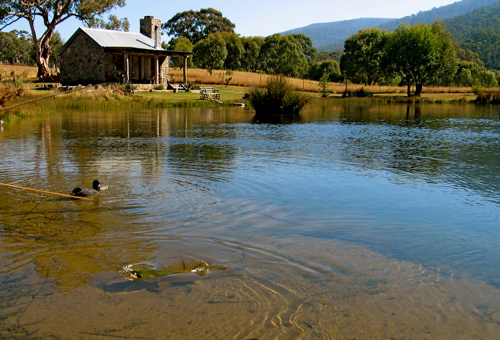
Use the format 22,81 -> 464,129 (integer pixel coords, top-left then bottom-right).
155,56 -> 160,85
125,53 -> 130,84
183,55 -> 188,84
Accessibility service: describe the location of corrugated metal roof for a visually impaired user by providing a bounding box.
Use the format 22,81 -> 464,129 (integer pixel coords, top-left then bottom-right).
80,27 -> 164,51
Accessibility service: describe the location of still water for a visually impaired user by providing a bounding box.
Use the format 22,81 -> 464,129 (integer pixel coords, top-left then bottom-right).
0,103 -> 499,339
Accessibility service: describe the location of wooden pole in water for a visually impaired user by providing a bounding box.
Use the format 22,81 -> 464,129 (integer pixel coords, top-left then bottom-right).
0,182 -> 95,201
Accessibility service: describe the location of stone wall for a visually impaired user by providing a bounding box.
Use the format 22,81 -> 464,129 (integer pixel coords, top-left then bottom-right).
160,56 -> 169,84
60,31 -> 114,85
140,16 -> 162,48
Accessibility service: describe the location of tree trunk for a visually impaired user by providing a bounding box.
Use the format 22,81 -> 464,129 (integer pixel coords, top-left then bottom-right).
415,83 -> 423,96
407,83 -> 411,97
35,31 -> 54,79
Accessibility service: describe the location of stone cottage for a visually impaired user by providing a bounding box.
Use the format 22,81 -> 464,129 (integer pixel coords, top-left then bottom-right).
59,16 -> 191,86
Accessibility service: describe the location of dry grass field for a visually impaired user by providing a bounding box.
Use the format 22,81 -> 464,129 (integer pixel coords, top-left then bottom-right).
169,67 -> 477,96
0,64 -> 482,106
0,64 -> 58,82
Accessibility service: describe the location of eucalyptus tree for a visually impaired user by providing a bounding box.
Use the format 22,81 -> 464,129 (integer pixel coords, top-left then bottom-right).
193,32 -> 228,75
308,60 -> 341,82
221,32 -> 245,70
86,14 -> 129,31
287,33 -> 317,59
0,30 -> 34,65
0,0 -> 126,78
240,36 -> 264,72
168,37 -> 194,68
163,8 -> 235,45
454,61 -> 498,87
429,20 -> 458,87
387,23 -> 457,96
340,28 -> 389,85
260,34 -> 309,78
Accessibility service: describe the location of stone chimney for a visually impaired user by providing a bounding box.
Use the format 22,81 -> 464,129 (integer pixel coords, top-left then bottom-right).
140,16 -> 162,48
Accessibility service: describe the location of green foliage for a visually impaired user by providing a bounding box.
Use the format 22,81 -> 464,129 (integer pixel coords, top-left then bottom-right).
429,20 -> 458,86
247,75 -> 310,115
444,1 -> 500,69
168,37 -> 194,68
240,36 -> 264,72
378,0 -> 499,32
163,8 -> 235,45
288,34 -> 317,59
312,51 -> 344,63
340,28 -> 389,85
85,14 -> 130,31
193,32 -> 228,75
260,34 -> 309,78
318,71 -> 331,97
455,62 -> 475,86
0,30 -> 35,65
221,32 -> 245,70
0,0 -> 125,77
308,60 -> 342,82
472,78 -> 485,93
387,22 -> 457,96
454,60 -> 498,87
48,31 -> 64,68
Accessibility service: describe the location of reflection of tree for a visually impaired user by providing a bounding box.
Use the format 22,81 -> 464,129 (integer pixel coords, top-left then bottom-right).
0,196 -> 153,291
167,142 -> 237,178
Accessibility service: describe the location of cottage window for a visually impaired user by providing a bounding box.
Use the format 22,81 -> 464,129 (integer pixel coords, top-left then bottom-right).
114,54 -> 124,72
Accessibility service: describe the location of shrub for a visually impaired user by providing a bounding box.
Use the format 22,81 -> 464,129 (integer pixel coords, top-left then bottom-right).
247,75 -> 310,115
472,78 -> 484,95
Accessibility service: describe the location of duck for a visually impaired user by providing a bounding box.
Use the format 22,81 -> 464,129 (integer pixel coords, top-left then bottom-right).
71,180 -> 108,197
93,179 -> 108,191
0,118 -> 3,126
71,186 -> 99,197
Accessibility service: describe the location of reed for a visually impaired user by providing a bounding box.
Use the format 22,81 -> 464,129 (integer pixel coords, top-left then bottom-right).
247,75 -> 311,115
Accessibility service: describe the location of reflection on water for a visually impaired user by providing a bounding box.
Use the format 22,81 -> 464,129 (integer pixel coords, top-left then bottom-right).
1,103 -> 500,339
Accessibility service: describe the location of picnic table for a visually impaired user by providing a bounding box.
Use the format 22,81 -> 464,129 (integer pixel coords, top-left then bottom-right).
199,87 -> 220,101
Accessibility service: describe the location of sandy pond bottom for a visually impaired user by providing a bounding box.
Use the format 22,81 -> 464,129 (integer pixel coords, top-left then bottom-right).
1,105 -> 500,339
2,235 -> 499,339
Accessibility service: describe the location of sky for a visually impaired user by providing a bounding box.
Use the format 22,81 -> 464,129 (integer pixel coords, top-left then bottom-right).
4,0 -> 461,41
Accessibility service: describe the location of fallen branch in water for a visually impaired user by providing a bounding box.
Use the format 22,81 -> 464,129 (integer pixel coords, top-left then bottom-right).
0,182 -> 95,201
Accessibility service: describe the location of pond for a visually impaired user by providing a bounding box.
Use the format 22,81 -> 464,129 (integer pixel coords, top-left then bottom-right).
0,102 -> 499,339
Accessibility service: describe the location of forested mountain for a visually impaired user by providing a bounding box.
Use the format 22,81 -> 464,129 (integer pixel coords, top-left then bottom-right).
444,2 -> 500,69
377,0 -> 500,31
280,18 -> 392,52
280,0 -> 500,53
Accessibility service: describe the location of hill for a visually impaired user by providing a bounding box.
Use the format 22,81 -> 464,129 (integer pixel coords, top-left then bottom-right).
444,1 -> 500,69
280,0 -> 500,52
280,18 -> 392,52
377,0 -> 500,31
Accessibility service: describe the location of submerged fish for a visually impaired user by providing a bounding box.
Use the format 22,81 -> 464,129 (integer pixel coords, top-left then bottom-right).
103,262 -> 230,294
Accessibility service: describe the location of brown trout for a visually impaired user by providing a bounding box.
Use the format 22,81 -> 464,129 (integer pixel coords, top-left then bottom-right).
103,262 -> 230,294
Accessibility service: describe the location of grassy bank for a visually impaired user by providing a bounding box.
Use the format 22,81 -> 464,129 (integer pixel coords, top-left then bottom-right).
0,64 -> 487,122
169,68 -> 482,96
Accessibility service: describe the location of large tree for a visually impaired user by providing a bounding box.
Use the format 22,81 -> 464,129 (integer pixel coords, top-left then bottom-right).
163,8 -> 235,45
0,0 -> 126,78
167,37 -> 194,68
221,32 -> 244,71
240,36 -> 264,72
193,32 -> 228,75
0,30 -> 34,65
340,28 -> 389,86
387,22 -> 457,96
260,34 -> 309,78
86,14 -> 129,31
